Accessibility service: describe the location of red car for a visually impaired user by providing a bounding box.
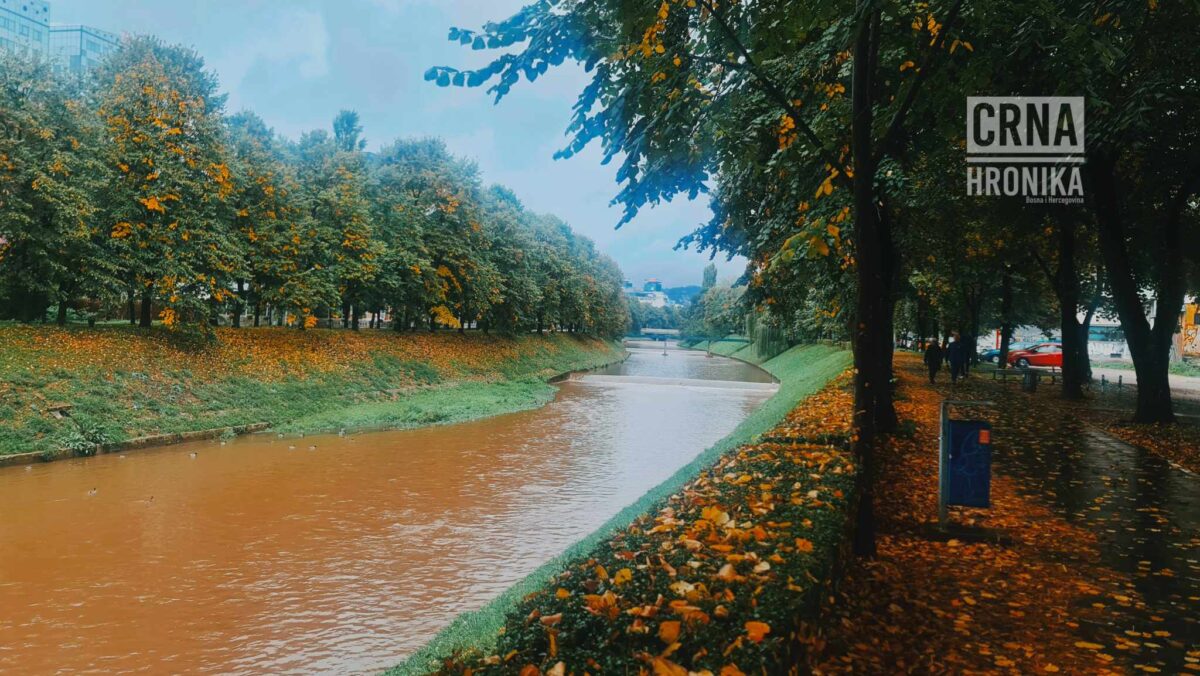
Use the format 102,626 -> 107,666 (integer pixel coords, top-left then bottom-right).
1007,342 -> 1063,368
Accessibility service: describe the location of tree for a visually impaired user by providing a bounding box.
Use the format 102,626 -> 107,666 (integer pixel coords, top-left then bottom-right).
332,109 -> 366,152
995,0 -> 1200,421
427,0 -> 977,554
94,37 -> 238,331
0,53 -> 116,324
296,124 -> 381,329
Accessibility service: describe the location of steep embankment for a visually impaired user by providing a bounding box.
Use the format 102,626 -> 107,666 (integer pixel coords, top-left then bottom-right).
394,343 -> 854,675
0,326 -> 624,460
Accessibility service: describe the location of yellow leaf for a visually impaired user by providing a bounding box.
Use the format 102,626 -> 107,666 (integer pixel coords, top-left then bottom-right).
613,568 -> 633,585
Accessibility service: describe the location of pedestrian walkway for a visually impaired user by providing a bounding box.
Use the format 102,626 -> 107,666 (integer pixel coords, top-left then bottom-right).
1091,366 -> 1200,394
805,353 -> 1199,674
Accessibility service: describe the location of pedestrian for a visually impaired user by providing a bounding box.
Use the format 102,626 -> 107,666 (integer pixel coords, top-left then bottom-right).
923,340 -> 944,384
946,333 -> 967,384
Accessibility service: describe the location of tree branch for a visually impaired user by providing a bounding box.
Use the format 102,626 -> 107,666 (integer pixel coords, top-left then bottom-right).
876,0 -> 965,160
1029,249 -> 1059,295
695,0 -> 846,174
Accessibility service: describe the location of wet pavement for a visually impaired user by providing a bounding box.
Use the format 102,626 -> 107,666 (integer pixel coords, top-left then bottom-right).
945,374 -> 1200,672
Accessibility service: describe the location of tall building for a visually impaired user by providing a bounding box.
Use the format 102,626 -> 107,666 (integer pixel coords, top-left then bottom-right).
0,0 -> 50,57
49,24 -> 118,73
0,0 -> 117,72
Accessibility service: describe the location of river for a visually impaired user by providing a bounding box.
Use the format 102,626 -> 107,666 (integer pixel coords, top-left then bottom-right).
0,343 -> 775,674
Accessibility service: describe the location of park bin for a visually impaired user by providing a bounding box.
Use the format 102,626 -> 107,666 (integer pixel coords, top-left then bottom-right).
946,419 -> 992,508
1021,369 -> 1038,392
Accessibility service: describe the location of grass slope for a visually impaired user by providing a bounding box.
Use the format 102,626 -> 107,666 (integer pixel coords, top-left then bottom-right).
0,326 -> 623,457
391,343 -> 851,675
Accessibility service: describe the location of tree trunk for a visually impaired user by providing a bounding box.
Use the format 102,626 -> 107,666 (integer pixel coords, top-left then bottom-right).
254,301 -> 262,327
342,302 -> 351,329
998,267 -> 1014,367
139,290 -> 153,328
849,5 -> 882,557
128,290 -> 136,325
232,280 -> 244,328
1090,155 -> 1181,422
1056,220 -> 1088,399
56,300 -> 68,326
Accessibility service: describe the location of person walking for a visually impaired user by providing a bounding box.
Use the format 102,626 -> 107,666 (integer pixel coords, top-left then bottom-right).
923,340 -> 944,384
946,334 -> 967,384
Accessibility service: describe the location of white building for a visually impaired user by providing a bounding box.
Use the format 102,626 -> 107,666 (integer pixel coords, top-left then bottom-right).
0,0 -> 118,73
624,278 -> 674,308
0,0 -> 50,57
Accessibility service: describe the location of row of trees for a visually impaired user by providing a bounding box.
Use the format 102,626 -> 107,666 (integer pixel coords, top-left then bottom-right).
430,0 -> 1199,553
0,38 -> 629,336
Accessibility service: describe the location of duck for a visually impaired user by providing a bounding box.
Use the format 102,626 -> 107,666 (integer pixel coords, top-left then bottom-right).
189,451 -> 198,459
87,487 -> 97,496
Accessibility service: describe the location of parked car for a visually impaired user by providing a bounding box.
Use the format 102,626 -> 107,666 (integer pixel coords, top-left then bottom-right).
1007,342 -> 1063,368
981,340 -> 1060,363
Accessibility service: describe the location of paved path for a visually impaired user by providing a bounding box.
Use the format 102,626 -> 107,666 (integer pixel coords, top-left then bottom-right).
1091,366 -> 1200,393
974,377 -> 1200,672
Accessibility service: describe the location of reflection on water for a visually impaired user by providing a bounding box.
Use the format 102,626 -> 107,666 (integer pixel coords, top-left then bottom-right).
0,347 -> 773,674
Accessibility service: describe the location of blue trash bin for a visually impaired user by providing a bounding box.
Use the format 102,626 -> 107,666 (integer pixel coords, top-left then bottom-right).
946,420 -> 992,508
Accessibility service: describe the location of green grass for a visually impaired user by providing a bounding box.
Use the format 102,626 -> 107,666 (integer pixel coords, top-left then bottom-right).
275,379 -> 559,435
390,343 -> 851,675
0,327 -> 624,457
1095,359 -> 1200,378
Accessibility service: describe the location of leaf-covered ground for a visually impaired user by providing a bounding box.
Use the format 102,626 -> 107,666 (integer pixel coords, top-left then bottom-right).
806,353 -> 1199,674
426,372 -> 858,675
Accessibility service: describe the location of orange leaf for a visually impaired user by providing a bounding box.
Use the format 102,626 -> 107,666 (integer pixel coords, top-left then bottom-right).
745,621 -> 771,643
658,620 -> 682,643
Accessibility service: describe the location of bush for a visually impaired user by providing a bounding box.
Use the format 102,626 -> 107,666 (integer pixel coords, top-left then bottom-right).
56,424 -> 110,457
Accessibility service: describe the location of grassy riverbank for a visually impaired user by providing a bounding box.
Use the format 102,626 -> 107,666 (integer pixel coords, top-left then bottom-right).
0,326 -> 624,458
394,342 -> 853,675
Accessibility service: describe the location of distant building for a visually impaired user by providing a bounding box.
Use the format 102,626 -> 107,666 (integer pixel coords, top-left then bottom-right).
623,278 -> 673,308
0,0 -> 50,57
0,1 -> 118,73
49,24 -> 118,73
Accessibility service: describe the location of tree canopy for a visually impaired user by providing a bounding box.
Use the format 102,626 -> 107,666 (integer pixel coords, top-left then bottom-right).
0,38 -> 630,338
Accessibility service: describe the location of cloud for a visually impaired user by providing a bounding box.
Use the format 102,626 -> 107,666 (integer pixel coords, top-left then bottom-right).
212,7 -> 329,95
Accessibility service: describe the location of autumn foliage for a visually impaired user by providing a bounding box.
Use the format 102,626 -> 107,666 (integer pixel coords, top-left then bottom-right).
428,374 -> 858,675
0,325 -> 622,457
804,354 -> 1194,674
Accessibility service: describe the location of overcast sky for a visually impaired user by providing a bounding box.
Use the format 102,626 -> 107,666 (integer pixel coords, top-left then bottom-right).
52,0 -> 744,288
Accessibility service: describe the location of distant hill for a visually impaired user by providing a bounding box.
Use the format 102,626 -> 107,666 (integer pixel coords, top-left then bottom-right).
665,285 -> 703,305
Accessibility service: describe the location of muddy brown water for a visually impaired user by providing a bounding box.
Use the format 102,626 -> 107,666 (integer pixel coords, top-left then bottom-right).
0,347 -> 774,674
